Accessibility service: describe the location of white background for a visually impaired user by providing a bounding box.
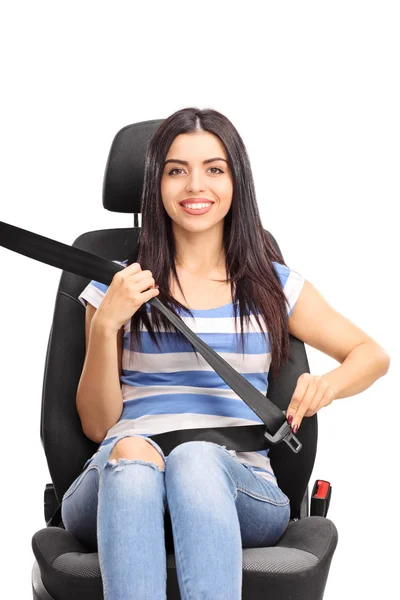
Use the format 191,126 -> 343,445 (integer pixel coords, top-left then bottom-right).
0,1 -> 398,597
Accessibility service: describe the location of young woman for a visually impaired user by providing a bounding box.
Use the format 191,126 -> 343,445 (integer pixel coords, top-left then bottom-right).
61,107 -> 390,600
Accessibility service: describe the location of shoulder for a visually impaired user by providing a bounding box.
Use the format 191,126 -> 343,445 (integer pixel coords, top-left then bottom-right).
271,260 -> 302,282
271,261 -> 305,317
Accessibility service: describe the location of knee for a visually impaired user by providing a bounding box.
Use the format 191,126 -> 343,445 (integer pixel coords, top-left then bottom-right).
108,437 -> 165,471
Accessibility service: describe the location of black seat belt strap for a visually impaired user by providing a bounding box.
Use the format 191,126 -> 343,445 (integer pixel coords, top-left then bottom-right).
0,220 -> 301,452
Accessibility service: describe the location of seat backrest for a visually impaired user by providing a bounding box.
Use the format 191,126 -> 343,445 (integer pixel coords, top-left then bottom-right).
41,120 -> 317,521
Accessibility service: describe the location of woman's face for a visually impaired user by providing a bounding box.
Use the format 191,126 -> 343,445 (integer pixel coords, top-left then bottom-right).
160,131 -> 233,234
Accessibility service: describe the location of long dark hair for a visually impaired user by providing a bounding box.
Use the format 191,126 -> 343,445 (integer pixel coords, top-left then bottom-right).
126,107 -> 293,381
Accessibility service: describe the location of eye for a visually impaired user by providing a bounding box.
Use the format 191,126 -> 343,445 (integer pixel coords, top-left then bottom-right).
168,167 -> 224,175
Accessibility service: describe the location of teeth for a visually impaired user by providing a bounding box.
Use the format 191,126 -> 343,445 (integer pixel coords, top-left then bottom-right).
182,203 -> 212,209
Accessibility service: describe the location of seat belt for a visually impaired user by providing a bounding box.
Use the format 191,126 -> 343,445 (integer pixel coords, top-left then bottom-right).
1,220 -> 302,527
0,220 -> 301,454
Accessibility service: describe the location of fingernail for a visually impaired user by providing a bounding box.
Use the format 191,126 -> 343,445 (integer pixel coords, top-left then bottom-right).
287,415 -> 293,425
292,424 -> 299,434
155,284 -> 159,289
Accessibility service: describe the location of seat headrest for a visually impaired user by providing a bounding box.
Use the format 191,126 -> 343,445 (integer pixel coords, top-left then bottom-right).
103,118 -> 165,214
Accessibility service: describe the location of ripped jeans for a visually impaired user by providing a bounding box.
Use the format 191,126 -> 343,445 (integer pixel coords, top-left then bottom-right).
61,434 -> 290,600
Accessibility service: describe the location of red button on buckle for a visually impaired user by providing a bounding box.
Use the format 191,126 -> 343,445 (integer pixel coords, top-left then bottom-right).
311,479 -> 332,517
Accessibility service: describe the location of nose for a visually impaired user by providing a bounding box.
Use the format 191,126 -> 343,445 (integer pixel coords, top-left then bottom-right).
185,169 -> 206,194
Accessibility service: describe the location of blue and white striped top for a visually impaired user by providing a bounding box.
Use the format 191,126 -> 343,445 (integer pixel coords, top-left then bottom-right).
78,259 -> 305,485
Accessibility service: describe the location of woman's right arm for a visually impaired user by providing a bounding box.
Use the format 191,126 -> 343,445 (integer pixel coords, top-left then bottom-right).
76,262 -> 159,444
76,303 -> 124,444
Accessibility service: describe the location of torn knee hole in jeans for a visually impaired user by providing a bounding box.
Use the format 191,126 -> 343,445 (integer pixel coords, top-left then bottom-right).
225,448 -> 237,458
206,441 -> 237,458
215,443 -> 237,458
105,458 -> 165,472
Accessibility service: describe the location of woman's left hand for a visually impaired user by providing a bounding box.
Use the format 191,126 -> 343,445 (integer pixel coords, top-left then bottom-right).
285,373 -> 335,433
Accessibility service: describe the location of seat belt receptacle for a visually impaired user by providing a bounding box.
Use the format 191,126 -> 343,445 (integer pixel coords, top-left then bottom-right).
310,480 -> 332,517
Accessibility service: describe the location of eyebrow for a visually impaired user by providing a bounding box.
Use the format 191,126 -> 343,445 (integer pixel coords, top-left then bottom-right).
164,157 -> 228,166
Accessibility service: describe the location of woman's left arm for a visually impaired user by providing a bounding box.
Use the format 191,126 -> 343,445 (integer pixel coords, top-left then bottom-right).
286,280 -> 390,431
320,340 -> 390,401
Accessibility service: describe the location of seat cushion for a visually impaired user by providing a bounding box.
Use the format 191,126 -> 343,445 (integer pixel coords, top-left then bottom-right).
32,516 -> 338,600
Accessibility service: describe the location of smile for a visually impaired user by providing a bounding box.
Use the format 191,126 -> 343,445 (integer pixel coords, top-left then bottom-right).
179,203 -> 214,215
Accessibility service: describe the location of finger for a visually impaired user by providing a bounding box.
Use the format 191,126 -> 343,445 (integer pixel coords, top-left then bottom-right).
291,376 -> 320,431
286,374 -> 310,425
304,381 -> 329,417
115,262 -> 141,279
122,262 -> 141,271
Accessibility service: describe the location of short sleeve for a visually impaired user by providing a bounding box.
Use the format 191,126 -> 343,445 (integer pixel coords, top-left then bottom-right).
78,259 -> 128,309
272,261 -> 305,317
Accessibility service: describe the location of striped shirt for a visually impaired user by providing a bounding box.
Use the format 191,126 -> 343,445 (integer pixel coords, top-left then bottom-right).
78,260 -> 305,485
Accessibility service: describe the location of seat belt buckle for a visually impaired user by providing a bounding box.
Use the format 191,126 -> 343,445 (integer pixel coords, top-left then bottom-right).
311,479 -> 332,517
263,413 -> 303,453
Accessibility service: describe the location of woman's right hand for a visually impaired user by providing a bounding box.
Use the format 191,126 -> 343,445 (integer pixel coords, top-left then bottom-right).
93,262 -> 159,332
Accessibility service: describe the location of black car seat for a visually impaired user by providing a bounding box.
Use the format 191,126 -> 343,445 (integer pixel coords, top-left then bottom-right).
31,118 -> 339,600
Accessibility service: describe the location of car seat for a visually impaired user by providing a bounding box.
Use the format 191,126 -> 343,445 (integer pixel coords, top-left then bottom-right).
31,118 -> 339,599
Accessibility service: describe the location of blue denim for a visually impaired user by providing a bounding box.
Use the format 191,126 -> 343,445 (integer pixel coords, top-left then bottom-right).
61,434 -> 290,600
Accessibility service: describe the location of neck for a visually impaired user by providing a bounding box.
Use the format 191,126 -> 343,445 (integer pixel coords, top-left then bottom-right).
173,226 -> 226,275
